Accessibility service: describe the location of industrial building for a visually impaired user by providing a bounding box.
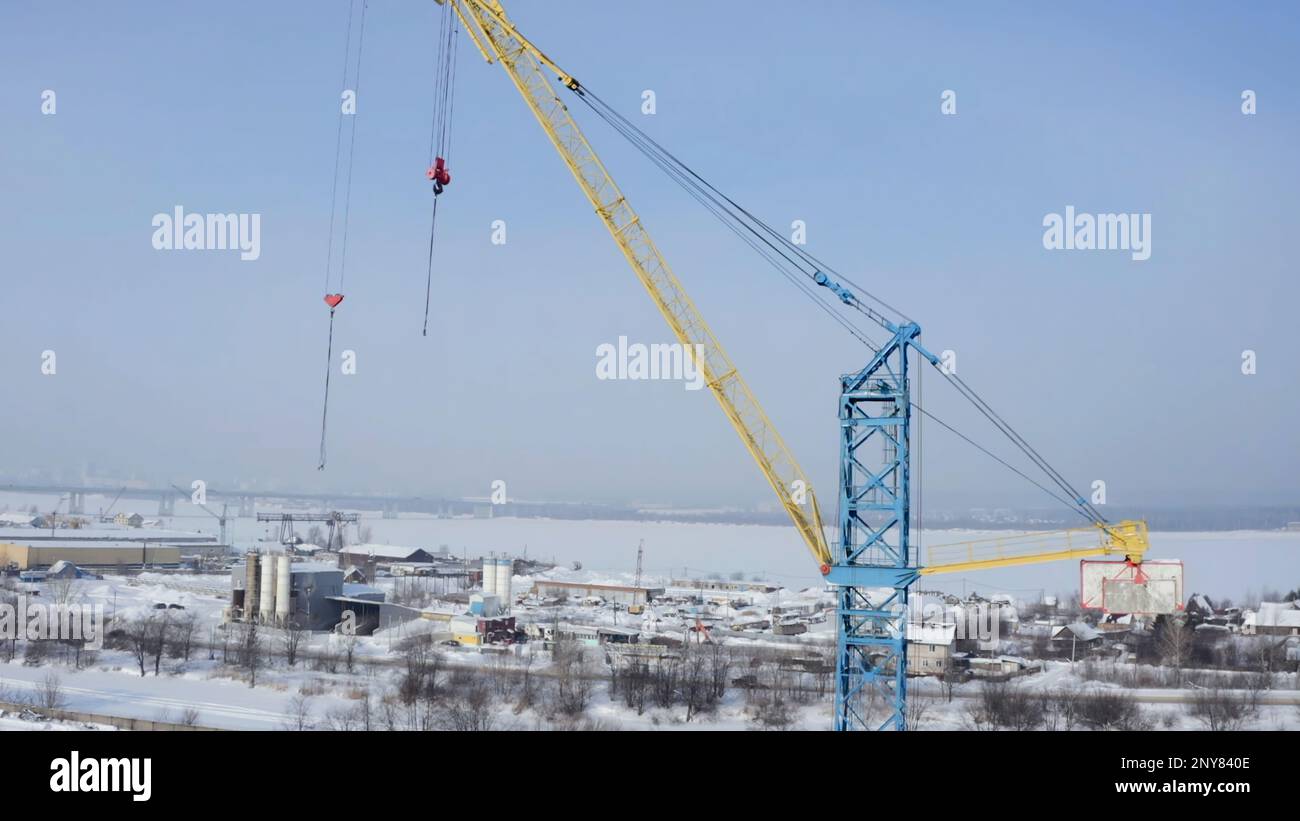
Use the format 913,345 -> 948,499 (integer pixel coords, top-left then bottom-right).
228,555 -> 343,631
0,540 -> 181,570
0,525 -> 216,545
670,578 -> 782,594
448,614 -> 518,646
337,543 -> 439,566
227,553 -> 418,634
522,622 -> 641,649
531,580 -> 663,606
481,555 -> 513,612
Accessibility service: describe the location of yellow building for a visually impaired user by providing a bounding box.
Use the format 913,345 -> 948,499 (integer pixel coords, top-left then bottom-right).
0,540 -> 181,570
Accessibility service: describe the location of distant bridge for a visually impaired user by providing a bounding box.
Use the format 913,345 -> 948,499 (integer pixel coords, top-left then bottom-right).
0,483 -> 785,525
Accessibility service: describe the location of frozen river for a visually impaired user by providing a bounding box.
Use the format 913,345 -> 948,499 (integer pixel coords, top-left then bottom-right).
2,491 -> 1296,602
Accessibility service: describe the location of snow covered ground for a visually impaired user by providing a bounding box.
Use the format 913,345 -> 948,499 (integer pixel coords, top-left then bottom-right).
1,490 -> 1297,731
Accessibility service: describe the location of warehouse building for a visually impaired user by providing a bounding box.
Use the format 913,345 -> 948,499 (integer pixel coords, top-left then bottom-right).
670,577 -> 782,594
531,580 -> 664,606
337,543 -> 439,566
0,540 -> 181,570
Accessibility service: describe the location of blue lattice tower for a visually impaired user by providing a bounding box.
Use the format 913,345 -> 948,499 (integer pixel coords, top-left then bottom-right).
826,323 -> 934,731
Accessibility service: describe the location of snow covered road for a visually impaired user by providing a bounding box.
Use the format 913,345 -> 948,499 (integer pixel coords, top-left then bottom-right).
0,663 -> 304,730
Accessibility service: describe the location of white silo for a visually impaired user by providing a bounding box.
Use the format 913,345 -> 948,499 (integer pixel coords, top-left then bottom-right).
258,553 -> 277,623
494,557 -> 512,612
275,554 -> 291,624
481,556 -> 498,597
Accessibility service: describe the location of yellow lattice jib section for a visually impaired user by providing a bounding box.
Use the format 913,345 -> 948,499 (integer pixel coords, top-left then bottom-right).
921,519 -> 1148,575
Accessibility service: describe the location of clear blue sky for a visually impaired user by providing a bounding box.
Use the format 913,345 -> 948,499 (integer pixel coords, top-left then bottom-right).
1,1 -> 1297,512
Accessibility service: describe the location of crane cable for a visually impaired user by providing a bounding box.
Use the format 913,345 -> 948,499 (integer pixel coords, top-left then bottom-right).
423,0 -> 460,336
318,0 -> 370,471
566,81 -> 1104,528
566,86 -> 1080,521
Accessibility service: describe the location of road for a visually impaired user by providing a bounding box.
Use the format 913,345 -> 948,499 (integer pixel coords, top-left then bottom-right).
0,662 -> 315,730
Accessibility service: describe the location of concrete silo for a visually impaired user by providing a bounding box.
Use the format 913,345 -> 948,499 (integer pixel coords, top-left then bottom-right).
275,554 -> 291,624
493,557 -> 512,613
258,553 -> 277,623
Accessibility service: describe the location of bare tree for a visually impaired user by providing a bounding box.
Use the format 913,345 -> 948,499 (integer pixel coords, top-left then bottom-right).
1077,688 -> 1148,730
967,680 -> 1045,731
1040,688 -> 1081,731
516,650 -> 539,713
124,616 -> 154,676
282,693 -> 314,731
151,610 -> 172,676
681,649 -> 724,722
621,660 -> 650,716
325,705 -> 360,731
47,578 -> 77,607
241,620 -> 263,688
168,612 -> 198,661
1190,687 -> 1256,731
282,620 -> 306,667
39,672 -> 65,710
1157,617 -> 1193,684
552,644 -> 594,716
341,631 -> 358,674
750,695 -> 796,730
437,673 -> 497,731
906,690 -> 932,730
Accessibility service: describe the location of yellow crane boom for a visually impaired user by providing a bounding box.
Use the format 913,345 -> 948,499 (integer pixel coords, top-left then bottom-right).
444,0 -> 832,567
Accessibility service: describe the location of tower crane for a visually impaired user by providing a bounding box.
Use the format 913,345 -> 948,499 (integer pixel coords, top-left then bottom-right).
170,484 -> 230,546
98,485 -> 127,523
428,0 -> 1153,730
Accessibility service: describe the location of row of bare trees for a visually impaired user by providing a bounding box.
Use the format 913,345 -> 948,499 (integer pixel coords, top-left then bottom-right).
106,610 -> 201,678
609,644 -> 731,721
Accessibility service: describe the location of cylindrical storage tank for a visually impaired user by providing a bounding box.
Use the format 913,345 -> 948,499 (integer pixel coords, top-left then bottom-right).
244,552 -> 260,620
481,556 -> 497,596
258,553 -> 276,623
275,555 -> 291,623
494,557 -> 511,612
